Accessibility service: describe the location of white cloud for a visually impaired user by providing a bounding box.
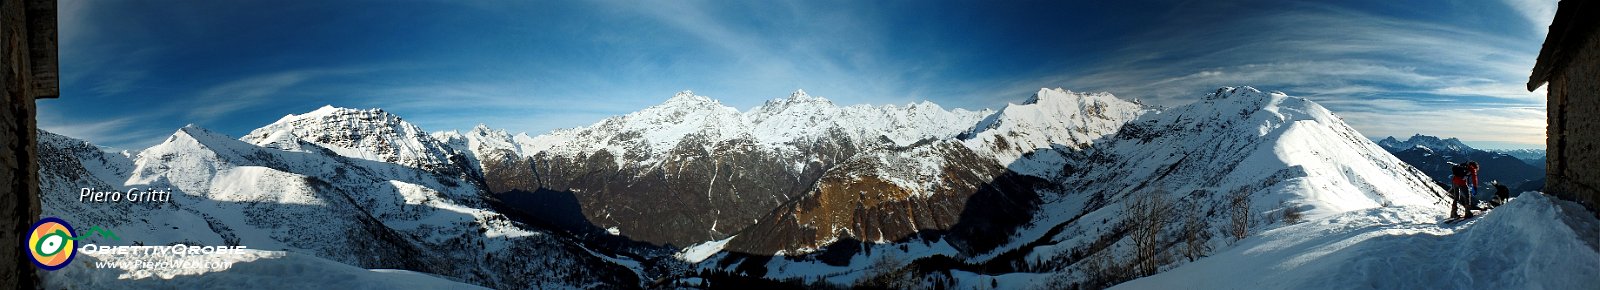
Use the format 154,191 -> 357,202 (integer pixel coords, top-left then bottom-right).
1433,84 -> 1547,104
35,106 -> 169,151
185,68 -> 378,122
1064,6 -> 1537,93
1504,0 -> 1558,34
1341,106 -> 1546,147
594,1 -> 927,108
1032,4 -> 1550,145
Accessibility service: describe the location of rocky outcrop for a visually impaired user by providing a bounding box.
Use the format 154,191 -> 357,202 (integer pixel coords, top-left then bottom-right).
726,141 -> 1047,255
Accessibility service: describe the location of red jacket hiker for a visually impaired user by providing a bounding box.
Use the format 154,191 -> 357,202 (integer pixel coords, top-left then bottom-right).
1449,161 -> 1479,218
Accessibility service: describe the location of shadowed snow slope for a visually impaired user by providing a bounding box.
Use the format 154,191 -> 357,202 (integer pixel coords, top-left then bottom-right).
1115,192 -> 1600,289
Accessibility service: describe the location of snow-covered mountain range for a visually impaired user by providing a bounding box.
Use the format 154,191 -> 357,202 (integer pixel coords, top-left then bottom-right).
38,112 -> 636,288
1488,148 -> 1547,167
34,86 -> 1598,289
432,89 -> 993,248
697,86 -> 1455,288
1376,134 -> 1475,152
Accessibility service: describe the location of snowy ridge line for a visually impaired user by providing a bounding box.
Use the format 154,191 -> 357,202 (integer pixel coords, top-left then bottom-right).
441,89 -> 1008,168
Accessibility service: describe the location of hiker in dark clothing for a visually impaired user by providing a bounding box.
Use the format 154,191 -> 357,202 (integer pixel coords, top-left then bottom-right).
1489,180 -> 1511,207
1449,161 -> 1480,218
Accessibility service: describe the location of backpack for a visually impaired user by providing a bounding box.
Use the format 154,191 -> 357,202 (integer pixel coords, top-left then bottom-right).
1451,163 -> 1470,177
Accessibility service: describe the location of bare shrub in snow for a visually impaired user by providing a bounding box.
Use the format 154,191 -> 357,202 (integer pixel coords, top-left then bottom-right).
1181,205 -> 1212,262
1128,189 -> 1173,277
1229,188 -> 1253,242
1281,202 -> 1304,225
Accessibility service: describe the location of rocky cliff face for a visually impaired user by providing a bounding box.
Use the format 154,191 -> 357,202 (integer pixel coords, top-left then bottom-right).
725,141 -> 1047,255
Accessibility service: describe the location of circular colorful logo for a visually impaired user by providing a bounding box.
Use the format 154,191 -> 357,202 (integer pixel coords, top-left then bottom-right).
26,217 -> 77,271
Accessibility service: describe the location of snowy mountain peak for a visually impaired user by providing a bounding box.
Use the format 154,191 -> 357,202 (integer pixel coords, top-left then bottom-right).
754,90 -> 836,113
781,88 -> 831,105
1377,134 -> 1475,152
447,123 -> 523,164
273,105 -> 353,124
241,106 -> 464,172
1022,87 -> 1126,106
516,91 -> 748,166
310,104 -> 340,113
127,124 -> 259,188
789,89 -> 811,99
1203,85 -> 1271,100
664,90 -> 721,106
962,88 -> 1148,163
174,124 -> 235,144
1131,86 -> 1444,214
1024,87 -> 1062,104
643,91 -> 741,120
468,123 -> 511,139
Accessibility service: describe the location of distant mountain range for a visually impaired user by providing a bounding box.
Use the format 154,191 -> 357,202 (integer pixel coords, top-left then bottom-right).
1487,148 -> 1547,168
1375,135 -> 1545,195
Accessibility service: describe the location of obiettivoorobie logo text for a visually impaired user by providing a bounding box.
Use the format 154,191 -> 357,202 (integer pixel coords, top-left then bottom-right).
24,217 -> 119,271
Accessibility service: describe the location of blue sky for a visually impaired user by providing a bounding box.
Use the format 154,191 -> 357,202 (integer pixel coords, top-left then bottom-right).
41,0 -> 1555,150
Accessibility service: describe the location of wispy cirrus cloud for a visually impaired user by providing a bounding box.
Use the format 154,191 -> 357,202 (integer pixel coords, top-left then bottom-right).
35,108 -> 169,152
1341,107 -> 1547,149
1504,0 -> 1558,34
185,67 -> 382,122
40,0 -> 1558,150
1065,6 -> 1538,100
588,0 -> 928,108
1037,1 -> 1554,147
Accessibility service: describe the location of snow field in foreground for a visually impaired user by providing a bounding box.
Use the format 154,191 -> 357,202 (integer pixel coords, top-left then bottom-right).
1116,192 -> 1600,289
42,249 -> 486,289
